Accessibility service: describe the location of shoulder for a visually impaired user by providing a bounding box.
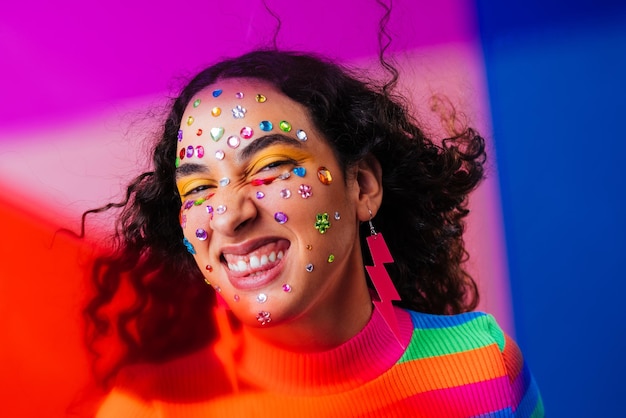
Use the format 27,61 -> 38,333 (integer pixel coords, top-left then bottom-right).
400,309 -> 545,417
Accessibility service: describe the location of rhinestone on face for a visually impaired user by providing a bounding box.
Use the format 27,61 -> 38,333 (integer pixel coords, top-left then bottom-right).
306,244 -> 313,250
305,263 -> 314,272
277,172 -> 291,180
317,167 -> 333,185
212,89 -> 222,97
240,126 -> 253,139
196,145 -> 205,158
216,205 -> 227,214
232,105 -> 246,119
235,92 -> 244,99
179,148 -> 185,159
256,293 -> 267,303
186,145 -> 194,158
178,130 -> 183,141
256,191 -> 265,199
279,120 -> 292,132
175,157 -> 180,167
219,177 -> 230,187
259,120 -> 273,131
255,94 -> 267,103
280,189 -> 291,199
334,211 -> 341,220
234,295 -> 240,302
184,200 -> 194,210
210,127 -> 225,141
227,135 -> 240,149
204,277 -> 211,286
196,129 -> 203,136
315,212 -> 331,234
193,99 -> 201,108
296,129 -> 307,141
206,206 -> 214,218
196,228 -> 208,241
215,150 -> 225,160
256,311 -> 271,325
298,184 -> 312,199
187,116 -> 194,126
205,264 -> 213,272
274,212 -> 288,224
282,284 -> 292,292
293,167 -> 306,177
183,237 -> 196,254
328,254 -> 335,263
211,107 -> 221,117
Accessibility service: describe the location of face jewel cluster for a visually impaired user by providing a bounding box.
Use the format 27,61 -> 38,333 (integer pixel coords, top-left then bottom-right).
177,89 -> 311,164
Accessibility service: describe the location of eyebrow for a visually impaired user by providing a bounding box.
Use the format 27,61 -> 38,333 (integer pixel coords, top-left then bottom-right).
237,134 -> 303,162
175,162 -> 210,179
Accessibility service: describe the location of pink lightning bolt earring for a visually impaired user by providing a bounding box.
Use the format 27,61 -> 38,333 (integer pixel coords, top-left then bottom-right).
365,209 -> 405,348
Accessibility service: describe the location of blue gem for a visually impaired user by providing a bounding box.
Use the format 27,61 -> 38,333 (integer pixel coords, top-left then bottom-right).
212,89 -> 222,97
293,167 -> 306,177
259,120 -> 273,131
183,237 -> 196,255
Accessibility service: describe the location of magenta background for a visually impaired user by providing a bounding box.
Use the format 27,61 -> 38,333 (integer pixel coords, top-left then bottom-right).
0,2 -> 509,416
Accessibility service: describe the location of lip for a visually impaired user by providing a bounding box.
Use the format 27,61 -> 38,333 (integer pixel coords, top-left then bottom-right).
221,238 -> 290,290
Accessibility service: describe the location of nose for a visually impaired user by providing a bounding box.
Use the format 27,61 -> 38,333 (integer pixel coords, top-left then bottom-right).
209,188 -> 258,236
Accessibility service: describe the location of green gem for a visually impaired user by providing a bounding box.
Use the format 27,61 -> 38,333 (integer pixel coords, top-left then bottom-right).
327,254 -> 335,263
315,213 -> 331,234
279,120 -> 292,132
194,198 -> 205,205
175,157 -> 181,167
193,99 -> 201,108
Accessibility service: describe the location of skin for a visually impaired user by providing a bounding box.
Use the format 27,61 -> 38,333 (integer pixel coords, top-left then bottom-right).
176,78 -> 383,351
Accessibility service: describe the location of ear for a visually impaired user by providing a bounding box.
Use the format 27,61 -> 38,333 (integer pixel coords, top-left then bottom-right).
355,154 -> 383,222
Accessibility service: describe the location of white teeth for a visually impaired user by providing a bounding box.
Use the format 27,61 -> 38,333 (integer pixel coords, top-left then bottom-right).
249,255 -> 260,268
237,260 -> 247,271
260,254 -> 269,266
277,251 -> 284,260
269,252 -> 276,262
226,249 -> 285,273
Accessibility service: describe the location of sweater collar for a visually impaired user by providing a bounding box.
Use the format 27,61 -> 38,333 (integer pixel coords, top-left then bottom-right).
235,306 -> 413,395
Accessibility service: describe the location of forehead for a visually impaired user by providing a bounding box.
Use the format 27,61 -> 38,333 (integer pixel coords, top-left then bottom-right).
178,78 -> 313,152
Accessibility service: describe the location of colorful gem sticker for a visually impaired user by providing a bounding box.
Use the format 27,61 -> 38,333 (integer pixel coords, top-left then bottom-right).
187,116 -> 194,126
193,99 -> 201,108
183,237 -> 196,254
212,89 -> 222,97
279,120 -> 292,132
232,105 -> 246,119
256,94 -> 267,103
196,146 -> 205,158
227,135 -> 241,149
235,92 -> 244,99
328,254 -> 335,263
196,228 -> 208,240
241,126 -> 254,139
196,129 -> 203,136
296,129 -> 307,141
334,211 -> 341,220
282,284 -> 292,292
274,212 -> 288,224
205,264 -> 213,272
210,127 -> 225,141
216,205 -> 227,214
280,189 -> 291,199
305,263 -> 314,272
256,191 -> 265,199
256,293 -> 268,303
298,184 -> 312,198
211,107 -> 221,117
256,311 -> 271,325
293,167 -> 306,177
178,130 -> 183,141
315,213 -> 331,234
317,167 -> 333,185
215,150 -> 225,160
219,177 -> 230,187
259,120 -> 273,131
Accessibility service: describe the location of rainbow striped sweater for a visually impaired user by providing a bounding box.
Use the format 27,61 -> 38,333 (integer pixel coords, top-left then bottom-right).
97,308 -> 544,417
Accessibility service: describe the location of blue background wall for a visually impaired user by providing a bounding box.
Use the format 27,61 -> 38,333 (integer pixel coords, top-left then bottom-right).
476,1 -> 626,416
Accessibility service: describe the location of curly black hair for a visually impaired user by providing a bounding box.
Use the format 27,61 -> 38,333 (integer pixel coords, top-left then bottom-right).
84,49 -> 486,386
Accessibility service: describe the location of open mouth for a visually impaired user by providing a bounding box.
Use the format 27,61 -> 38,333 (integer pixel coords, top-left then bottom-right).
222,239 -> 290,289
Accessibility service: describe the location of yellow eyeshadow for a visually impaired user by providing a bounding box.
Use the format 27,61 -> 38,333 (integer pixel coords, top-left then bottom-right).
177,178 -> 213,197
246,146 -> 311,174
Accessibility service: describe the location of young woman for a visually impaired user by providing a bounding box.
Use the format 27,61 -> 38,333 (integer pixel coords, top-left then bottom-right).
90,50 -> 543,417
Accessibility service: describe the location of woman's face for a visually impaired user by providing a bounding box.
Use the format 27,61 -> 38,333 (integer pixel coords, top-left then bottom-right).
175,78 -> 370,331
